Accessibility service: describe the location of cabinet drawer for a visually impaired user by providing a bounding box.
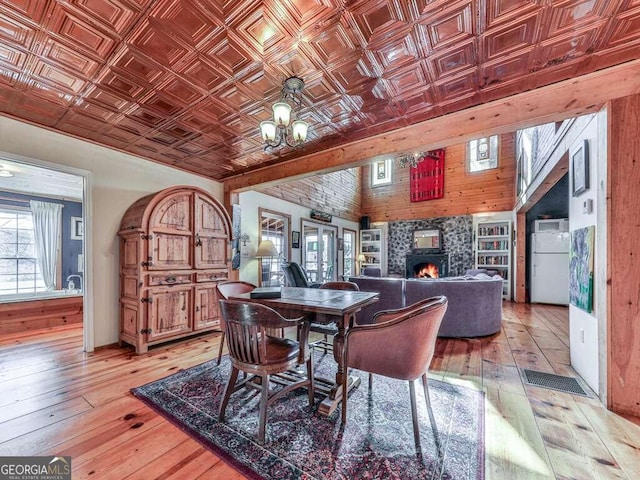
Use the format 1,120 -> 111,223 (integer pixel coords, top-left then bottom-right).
149,273 -> 192,286
196,270 -> 229,283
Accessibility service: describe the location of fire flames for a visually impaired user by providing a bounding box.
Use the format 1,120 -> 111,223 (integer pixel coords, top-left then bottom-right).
416,263 -> 439,278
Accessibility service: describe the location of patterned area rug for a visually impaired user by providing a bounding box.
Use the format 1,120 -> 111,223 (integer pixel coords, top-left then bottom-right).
132,354 -> 485,480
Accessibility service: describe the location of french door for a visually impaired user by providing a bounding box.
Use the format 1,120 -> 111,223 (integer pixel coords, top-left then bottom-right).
301,220 -> 337,283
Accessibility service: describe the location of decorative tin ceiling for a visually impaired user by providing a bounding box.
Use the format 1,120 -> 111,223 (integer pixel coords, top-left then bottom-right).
0,0 -> 638,180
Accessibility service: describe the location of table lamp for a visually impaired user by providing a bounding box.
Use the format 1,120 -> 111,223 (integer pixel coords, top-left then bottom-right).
357,254 -> 366,274
256,240 -> 279,286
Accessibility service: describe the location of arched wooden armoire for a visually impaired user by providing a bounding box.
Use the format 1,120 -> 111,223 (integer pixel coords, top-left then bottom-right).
118,186 -> 231,354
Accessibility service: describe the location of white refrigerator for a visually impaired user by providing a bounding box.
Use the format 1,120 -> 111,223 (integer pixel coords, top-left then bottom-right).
530,231 -> 570,305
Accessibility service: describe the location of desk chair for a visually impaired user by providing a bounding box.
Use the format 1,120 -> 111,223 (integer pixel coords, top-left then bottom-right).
215,281 -> 256,364
218,300 -> 315,443
281,262 -> 321,288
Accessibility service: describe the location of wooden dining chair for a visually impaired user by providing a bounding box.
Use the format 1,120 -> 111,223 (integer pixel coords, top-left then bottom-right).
340,295 -> 448,447
218,299 -> 315,443
310,281 -> 360,352
214,281 -> 256,364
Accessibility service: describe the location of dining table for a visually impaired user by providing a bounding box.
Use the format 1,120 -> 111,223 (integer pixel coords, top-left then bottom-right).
228,286 -> 379,416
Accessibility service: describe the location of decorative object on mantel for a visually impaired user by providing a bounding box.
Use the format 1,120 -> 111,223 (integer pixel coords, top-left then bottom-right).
310,209 -> 332,223
409,149 -> 445,202
260,76 -> 309,151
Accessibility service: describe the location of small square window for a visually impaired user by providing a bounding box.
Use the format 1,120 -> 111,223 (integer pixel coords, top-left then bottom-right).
371,159 -> 392,186
468,135 -> 499,172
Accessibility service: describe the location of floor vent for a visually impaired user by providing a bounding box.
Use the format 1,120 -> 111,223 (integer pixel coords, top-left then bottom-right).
522,369 -> 591,397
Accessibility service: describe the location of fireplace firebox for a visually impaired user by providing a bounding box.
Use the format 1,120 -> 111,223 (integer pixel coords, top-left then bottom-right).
406,253 -> 449,278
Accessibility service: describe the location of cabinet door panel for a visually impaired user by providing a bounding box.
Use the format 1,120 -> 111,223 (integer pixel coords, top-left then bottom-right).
148,287 -> 192,341
149,233 -> 191,270
194,285 -> 220,330
121,235 -> 141,270
149,192 -> 192,232
194,193 -> 229,269
121,300 -> 139,338
196,237 -> 227,269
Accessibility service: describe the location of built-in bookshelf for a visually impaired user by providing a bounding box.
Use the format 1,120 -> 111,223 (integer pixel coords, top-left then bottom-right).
359,223 -> 388,276
474,217 -> 512,299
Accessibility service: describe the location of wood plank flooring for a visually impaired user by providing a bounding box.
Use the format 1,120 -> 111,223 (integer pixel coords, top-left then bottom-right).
1,302 -> 639,479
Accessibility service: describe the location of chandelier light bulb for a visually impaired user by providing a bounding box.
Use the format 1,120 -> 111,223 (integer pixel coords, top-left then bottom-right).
260,121 -> 277,141
272,102 -> 291,127
291,120 -> 308,143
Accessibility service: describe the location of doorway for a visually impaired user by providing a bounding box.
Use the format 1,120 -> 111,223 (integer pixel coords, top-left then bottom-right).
301,220 -> 337,283
0,153 -> 91,351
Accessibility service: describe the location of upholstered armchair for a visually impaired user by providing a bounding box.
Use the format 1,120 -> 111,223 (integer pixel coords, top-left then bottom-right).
218,300 -> 315,444
341,295 -> 448,447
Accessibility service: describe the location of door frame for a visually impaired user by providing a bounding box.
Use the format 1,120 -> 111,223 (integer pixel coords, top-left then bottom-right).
0,151 -> 94,352
301,219 -> 338,283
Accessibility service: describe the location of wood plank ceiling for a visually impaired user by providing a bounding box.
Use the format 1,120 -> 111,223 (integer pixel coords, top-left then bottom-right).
0,0 -> 638,181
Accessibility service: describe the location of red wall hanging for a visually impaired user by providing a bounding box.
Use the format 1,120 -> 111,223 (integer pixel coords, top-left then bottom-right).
410,149 -> 445,202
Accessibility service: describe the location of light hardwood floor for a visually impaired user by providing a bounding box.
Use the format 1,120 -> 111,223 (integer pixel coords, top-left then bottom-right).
1,302 -> 639,479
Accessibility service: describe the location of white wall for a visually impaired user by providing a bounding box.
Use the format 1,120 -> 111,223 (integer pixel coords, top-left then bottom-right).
0,116 -> 223,348
238,191 -> 359,285
568,111 -> 607,394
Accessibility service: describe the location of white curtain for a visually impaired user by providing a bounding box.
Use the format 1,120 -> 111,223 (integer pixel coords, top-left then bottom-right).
30,200 -> 63,290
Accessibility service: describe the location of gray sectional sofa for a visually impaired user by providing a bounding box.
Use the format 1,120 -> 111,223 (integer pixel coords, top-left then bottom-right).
348,275 -> 503,337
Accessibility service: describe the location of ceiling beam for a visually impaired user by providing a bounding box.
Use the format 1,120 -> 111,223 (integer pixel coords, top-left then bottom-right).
224,59 -> 640,194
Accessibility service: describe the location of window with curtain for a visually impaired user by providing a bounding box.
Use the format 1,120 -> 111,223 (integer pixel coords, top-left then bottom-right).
0,207 -> 46,295
343,229 -> 356,277
260,210 -> 290,287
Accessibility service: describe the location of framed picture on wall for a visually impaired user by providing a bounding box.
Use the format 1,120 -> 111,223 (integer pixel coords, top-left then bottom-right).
71,217 -> 83,240
572,139 -> 589,197
292,230 -> 300,249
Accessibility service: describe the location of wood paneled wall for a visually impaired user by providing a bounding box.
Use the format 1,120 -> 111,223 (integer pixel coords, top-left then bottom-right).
361,133 -> 516,222
607,94 -> 640,417
257,168 -> 361,222
0,296 -> 83,336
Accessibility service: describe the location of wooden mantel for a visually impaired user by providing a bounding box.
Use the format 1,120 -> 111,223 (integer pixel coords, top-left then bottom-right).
224,59 -> 640,196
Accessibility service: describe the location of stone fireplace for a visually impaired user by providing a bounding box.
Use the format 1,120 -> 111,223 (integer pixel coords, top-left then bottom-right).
406,253 -> 449,278
388,216 -> 473,277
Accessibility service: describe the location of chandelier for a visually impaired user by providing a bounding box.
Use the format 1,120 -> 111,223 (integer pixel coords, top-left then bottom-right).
260,76 -> 309,151
397,151 -> 439,168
